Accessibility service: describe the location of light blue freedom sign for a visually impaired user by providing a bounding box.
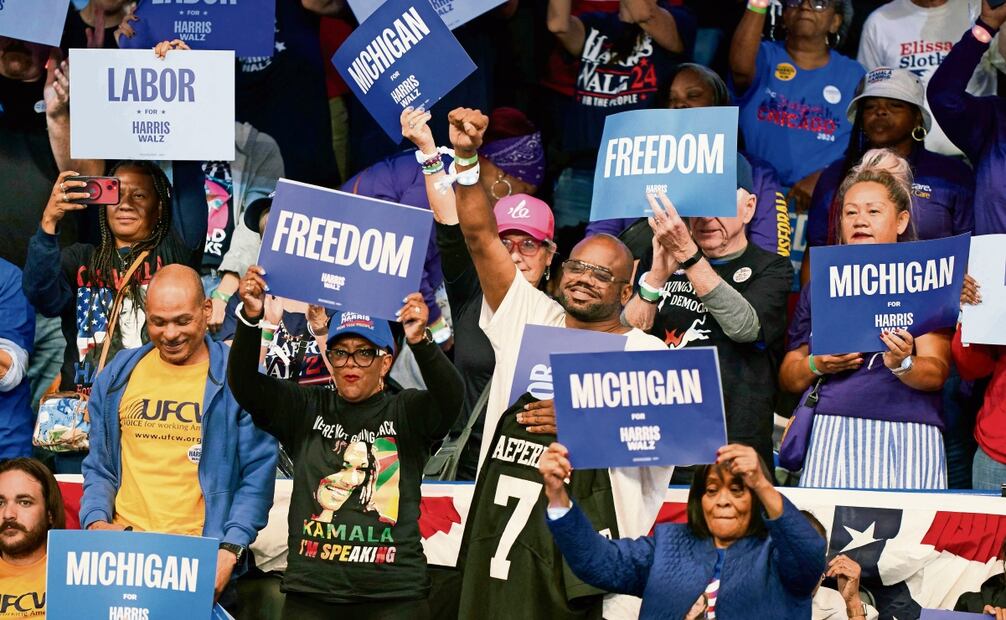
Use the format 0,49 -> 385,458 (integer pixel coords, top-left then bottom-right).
552,347 -> 727,470
332,0 -> 475,141
809,234 -> 969,355
117,0 -> 276,59
589,107 -> 739,221
257,178 -> 433,320
348,0 -> 506,30
0,0 -> 70,46
46,530 -> 217,620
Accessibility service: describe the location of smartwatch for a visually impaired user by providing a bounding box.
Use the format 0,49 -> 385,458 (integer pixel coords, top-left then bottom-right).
679,248 -> 705,270
219,542 -> 246,563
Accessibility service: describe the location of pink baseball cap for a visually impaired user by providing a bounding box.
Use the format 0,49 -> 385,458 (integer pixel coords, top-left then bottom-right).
494,194 -> 554,242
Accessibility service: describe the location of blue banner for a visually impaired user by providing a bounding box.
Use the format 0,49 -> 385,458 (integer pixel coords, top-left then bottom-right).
0,0 -> 70,46
589,108 -> 739,221
348,0 -> 506,30
510,325 -> 626,401
257,178 -> 433,320
809,234 -> 970,355
552,347 -> 727,469
919,612 -> 986,620
46,530 -> 216,620
332,0 -> 475,142
120,0 -> 275,59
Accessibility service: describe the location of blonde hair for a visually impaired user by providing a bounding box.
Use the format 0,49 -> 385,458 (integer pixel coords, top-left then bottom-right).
835,148 -> 916,243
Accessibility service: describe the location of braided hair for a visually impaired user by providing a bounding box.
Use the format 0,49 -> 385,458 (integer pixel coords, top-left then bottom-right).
87,160 -> 174,305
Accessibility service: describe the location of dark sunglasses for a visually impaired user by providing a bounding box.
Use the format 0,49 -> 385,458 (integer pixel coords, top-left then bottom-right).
784,0 -> 834,10
561,259 -> 626,285
327,348 -> 387,368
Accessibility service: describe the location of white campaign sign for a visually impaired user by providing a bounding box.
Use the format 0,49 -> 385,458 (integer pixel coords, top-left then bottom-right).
69,48 -> 235,161
961,234 -> 1006,345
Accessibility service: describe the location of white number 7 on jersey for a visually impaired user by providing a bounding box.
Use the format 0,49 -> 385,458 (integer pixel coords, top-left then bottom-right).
489,474 -> 543,581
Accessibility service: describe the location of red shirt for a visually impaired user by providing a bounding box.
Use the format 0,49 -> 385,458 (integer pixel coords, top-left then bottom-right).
952,327 -> 1006,463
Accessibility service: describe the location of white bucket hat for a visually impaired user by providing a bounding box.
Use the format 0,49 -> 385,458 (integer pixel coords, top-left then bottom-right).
846,67 -> 932,132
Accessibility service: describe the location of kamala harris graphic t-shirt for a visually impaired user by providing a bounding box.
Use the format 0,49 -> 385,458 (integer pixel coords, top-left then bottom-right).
115,350 -> 207,535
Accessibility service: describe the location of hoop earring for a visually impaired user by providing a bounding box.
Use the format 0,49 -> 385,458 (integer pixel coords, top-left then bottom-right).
544,265 -> 551,281
911,125 -> 928,142
491,175 -> 512,201
827,31 -> 840,48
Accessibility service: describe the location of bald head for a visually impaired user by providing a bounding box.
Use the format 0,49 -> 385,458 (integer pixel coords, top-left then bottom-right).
572,234 -> 634,282
146,265 -> 211,365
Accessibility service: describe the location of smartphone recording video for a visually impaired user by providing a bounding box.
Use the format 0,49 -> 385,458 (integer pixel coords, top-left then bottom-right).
67,176 -> 120,205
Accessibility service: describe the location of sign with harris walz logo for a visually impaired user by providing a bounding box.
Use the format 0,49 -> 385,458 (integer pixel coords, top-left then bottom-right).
124,0 -> 276,58
331,0 -> 475,142
589,107 -> 738,222
551,347 -> 727,470
256,178 -> 432,321
46,530 -> 216,620
809,234 -> 970,355
69,48 -> 235,161
509,325 -> 627,403
347,0 -> 506,31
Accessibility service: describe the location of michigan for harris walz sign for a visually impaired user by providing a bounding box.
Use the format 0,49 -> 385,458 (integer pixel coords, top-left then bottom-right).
809,234 -> 969,355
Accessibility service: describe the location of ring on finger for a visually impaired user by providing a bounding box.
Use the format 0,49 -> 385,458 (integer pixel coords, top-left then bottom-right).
60,183 -> 65,192
62,192 -> 68,202
412,307 -> 419,314
408,122 -> 415,129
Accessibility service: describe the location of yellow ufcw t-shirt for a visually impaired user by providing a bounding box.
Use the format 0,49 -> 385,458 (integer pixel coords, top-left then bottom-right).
114,349 -> 207,535
0,554 -> 46,618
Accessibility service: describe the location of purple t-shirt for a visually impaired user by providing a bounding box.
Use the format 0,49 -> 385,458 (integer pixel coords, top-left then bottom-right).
807,147 -> 974,247
787,286 -> 943,428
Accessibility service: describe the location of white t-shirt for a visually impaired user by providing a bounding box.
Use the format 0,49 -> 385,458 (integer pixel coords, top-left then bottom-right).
857,0 -> 998,156
479,269 -> 673,620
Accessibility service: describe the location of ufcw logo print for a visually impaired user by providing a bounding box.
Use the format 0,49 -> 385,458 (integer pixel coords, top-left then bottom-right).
0,592 -> 44,614
123,399 -> 202,424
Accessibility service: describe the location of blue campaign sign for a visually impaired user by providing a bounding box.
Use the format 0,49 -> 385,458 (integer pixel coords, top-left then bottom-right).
919,612 -> 986,620
0,0 -> 70,46
348,0 -> 506,30
332,0 -> 476,142
510,325 -> 626,401
46,530 -> 216,620
809,234 -> 970,355
257,178 -> 433,320
589,108 -> 739,221
552,347 -> 727,470
120,0 -> 275,58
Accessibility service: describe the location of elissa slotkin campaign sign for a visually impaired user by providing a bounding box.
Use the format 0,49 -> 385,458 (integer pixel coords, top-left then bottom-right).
257,178 -> 433,320
510,324 -> 627,402
69,48 -> 235,161
551,347 -> 727,470
348,0 -> 506,30
0,0 -> 70,47
332,0 -> 475,142
589,107 -> 739,222
809,233 -> 970,355
46,530 -> 216,620
117,0 -> 276,58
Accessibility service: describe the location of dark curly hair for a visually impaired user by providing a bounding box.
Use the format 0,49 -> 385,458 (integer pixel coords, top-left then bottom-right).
87,160 -> 175,305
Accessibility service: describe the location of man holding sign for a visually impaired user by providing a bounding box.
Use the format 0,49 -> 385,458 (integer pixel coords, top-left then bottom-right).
448,107 -> 672,620
779,150 -> 953,489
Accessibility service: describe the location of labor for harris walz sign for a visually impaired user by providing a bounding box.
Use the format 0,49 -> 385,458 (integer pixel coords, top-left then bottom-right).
257,179 -> 433,320
551,347 -> 727,470
809,234 -> 969,356
45,530 -> 216,620
589,107 -> 738,222
69,48 -> 234,161
122,0 -> 276,58
332,0 -> 475,142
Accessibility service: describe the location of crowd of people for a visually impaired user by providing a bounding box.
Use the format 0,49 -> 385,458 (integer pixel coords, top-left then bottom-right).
4,0 -> 1006,617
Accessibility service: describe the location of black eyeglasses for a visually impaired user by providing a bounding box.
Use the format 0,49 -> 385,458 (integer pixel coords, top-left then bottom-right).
327,348 -> 388,368
784,0 -> 834,10
501,238 -> 553,257
561,259 -> 626,285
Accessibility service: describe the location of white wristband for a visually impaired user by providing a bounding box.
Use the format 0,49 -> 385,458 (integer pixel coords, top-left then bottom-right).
638,271 -> 664,295
235,302 -> 261,328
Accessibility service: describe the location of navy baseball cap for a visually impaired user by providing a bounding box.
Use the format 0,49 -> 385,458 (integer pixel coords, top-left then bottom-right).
244,193 -> 274,235
327,312 -> 394,352
737,153 -> 755,195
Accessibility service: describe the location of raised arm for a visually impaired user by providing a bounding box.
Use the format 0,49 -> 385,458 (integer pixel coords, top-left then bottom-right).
402,107 -> 458,226
44,57 -> 104,176
623,234 -> 677,332
228,266 -> 311,447
546,0 -> 586,57
621,0 -> 684,54
729,3 -> 766,95
447,108 -> 518,312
